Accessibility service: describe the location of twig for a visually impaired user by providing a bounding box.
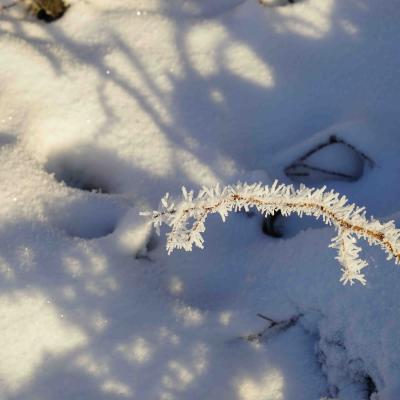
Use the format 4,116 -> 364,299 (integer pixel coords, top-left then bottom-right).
247,313 -> 303,342
285,134 -> 374,181
144,181 -> 400,285
256,313 -> 277,325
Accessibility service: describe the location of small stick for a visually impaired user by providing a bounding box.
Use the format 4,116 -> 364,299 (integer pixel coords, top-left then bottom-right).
256,313 -> 278,326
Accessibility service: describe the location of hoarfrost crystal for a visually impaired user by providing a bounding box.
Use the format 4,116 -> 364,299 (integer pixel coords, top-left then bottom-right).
142,181 -> 400,285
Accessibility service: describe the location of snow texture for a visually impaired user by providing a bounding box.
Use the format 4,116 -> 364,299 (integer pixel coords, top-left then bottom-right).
1,0 -> 400,399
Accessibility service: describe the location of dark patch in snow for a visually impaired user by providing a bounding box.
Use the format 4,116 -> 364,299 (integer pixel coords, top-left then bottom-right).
262,212 -> 283,238
135,232 -> 159,261
364,375 -> 378,399
245,313 -> 303,342
145,232 -> 159,253
258,0 -> 301,7
261,212 -> 323,239
31,0 -> 69,23
0,133 -> 16,146
46,157 -> 111,194
285,135 -> 374,183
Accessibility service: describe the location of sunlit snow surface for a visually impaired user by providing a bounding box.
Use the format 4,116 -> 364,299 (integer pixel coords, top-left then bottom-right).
0,0 -> 400,398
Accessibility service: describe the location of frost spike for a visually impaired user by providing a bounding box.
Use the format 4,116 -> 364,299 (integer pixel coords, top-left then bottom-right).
143,181 -> 400,286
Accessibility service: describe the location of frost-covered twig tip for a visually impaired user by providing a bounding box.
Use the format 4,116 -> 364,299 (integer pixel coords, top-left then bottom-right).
142,181 -> 400,285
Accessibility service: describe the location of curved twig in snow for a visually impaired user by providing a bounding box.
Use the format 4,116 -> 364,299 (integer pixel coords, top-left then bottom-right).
142,181 -> 400,285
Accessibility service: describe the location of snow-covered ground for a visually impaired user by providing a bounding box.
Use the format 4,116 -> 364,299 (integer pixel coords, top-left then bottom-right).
1,0 -> 400,398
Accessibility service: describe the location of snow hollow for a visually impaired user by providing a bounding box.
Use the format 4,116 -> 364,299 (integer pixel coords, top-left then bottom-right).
1,0 -> 400,399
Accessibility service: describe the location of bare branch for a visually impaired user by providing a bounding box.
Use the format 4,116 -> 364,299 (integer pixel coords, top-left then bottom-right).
143,181 -> 400,285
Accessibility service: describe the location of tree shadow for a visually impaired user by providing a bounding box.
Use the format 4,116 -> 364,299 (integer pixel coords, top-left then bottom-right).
1,0 -> 377,195
2,0 -> 397,398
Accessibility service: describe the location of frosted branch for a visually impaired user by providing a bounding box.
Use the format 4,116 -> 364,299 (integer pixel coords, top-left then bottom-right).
142,181 -> 400,285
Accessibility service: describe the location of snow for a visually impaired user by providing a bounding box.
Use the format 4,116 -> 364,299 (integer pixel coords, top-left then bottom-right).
1,0 -> 400,398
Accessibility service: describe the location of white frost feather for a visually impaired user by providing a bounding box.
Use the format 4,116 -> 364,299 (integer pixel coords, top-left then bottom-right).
145,181 -> 400,285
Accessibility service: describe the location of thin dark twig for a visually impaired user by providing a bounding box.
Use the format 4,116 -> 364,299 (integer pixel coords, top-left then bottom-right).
289,162 -> 357,180
298,134 -> 374,167
256,313 -> 277,325
257,312 -> 303,328
285,134 -> 375,180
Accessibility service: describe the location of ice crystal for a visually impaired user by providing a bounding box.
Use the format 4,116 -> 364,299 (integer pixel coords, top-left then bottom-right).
143,181 -> 400,285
